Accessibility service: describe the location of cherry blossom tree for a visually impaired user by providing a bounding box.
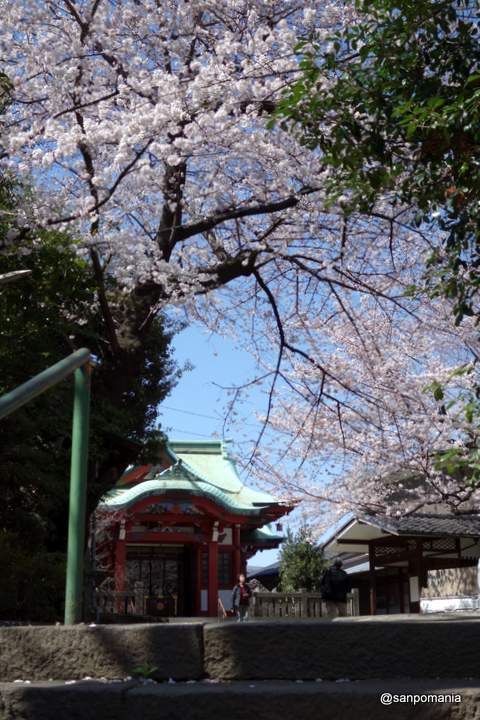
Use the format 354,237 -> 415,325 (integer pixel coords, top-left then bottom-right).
1,0 -> 478,521
245,296 -> 480,531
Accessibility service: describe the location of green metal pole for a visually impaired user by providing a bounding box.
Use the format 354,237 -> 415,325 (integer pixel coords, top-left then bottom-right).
64,363 -> 91,624
0,348 -> 91,420
0,269 -> 32,285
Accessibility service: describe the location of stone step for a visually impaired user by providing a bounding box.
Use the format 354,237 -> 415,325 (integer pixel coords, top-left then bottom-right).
204,620 -> 480,680
1,680 -> 479,720
2,620 -> 480,683
0,624 -> 203,682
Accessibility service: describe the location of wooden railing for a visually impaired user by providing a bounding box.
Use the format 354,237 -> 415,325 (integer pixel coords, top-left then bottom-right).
251,589 -> 360,619
93,580 -> 147,617
94,590 -> 137,616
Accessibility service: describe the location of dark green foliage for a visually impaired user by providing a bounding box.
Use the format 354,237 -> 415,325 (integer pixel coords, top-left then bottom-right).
278,527 -> 326,591
0,533 -> 66,622
0,70 -> 181,620
0,210 -> 180,620
274,0 -> 480,324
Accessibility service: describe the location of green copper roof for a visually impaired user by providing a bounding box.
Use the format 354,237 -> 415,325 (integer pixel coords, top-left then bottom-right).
169,440 -> 243,493
99,440 -> 287,517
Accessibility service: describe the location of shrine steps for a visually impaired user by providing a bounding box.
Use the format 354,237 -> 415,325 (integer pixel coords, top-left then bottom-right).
0,679 -> 479,720
2,619 -> 480,683
1,620 -> 480,719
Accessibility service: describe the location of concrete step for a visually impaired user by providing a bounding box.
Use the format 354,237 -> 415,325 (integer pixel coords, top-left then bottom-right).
1,680 -> 479,720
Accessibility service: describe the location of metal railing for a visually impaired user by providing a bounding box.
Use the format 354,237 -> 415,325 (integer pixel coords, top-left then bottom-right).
0,348 -> 91,624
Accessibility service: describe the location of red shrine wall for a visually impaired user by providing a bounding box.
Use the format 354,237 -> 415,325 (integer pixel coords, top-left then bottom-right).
111,519 -> 246,616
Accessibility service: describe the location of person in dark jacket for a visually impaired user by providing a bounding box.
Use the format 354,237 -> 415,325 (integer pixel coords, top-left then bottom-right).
232,573 -> 252,622
320,559 -> 352,618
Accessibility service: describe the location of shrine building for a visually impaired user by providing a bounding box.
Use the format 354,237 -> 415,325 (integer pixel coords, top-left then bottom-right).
321,512 -> 480,615
94,440 -> 293,617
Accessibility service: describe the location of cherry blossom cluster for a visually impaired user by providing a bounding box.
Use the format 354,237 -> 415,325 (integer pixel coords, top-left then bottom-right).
0,0 -> 344,293
243,297 -> 480,529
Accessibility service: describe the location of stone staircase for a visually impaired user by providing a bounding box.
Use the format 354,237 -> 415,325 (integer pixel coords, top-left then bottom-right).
1,619 -> 480,719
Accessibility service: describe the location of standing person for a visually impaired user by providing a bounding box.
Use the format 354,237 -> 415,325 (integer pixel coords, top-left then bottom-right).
320,559 -> 352,618
232,573 -> 252,622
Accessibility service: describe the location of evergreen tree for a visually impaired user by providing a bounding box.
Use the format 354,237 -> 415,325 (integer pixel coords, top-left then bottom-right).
279,527 -> 326,592
0,220 -> 180,620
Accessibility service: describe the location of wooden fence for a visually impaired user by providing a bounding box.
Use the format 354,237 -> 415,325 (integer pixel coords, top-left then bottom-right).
93,582 -> 178,620
94,590 -> 137,616
92,586 -> 360,620
251,589 -> 360,619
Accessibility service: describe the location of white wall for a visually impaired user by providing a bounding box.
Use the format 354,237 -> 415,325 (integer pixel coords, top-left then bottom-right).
421,596 -> 480,613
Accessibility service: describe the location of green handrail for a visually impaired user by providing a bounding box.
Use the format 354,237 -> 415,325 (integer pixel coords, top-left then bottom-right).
0,348 -> 91,624
0,269 -> 32,286
0,348 -> 90,419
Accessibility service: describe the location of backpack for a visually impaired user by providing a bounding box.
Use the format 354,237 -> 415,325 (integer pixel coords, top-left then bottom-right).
320,569 -> 333,600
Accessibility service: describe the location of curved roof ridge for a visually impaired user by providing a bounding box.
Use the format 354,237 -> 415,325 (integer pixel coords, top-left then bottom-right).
99,476 -> 271,515
100,439 -> 292,520
158,460 -> 277,508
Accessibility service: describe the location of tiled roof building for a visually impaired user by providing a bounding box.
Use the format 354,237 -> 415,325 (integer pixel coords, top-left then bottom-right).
321,512 -> 480,615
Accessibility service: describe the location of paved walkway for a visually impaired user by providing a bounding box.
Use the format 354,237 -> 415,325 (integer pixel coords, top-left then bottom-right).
170,611 -> 480,623
332,612 -> 480,622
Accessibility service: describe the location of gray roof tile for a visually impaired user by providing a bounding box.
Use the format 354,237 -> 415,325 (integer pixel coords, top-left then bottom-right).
361,512 -> 480,537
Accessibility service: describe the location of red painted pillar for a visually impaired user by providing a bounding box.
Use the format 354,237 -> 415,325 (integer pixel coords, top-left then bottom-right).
114,520 -> 126,613
207,539 -> 218,617
233,524 -> 241,584
194,544 -> 202,616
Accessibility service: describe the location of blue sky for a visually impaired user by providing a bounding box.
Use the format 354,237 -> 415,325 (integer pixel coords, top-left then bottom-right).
158,324 -> 257,441
158,322 -> 284,568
